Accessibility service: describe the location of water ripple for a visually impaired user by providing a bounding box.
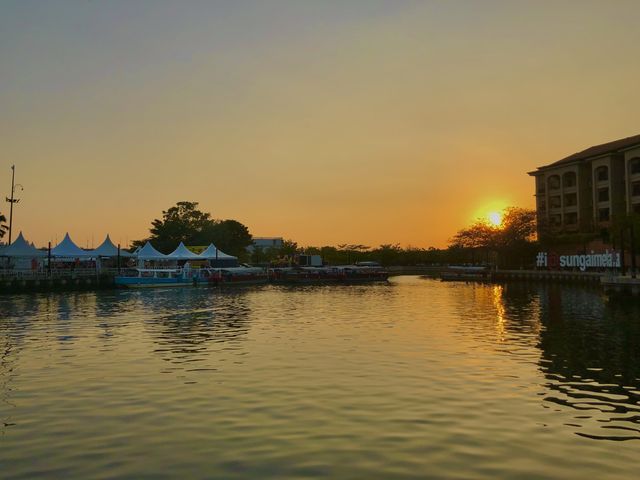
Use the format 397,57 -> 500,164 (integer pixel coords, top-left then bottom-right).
1,279 -> 639,478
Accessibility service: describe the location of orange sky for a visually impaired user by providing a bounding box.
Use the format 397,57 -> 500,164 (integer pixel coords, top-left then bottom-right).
2,1 -> 640,249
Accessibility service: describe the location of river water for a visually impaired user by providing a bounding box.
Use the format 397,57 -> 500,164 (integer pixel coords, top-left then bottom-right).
1,276 -> 639,479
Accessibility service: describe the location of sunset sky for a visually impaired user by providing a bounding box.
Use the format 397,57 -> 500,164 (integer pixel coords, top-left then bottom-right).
2,0 -> 640,249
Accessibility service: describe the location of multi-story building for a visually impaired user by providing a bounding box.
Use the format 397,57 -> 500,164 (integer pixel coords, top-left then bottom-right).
529,134 -> 640,237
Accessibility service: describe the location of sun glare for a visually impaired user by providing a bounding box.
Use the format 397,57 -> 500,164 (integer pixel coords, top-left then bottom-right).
488,211 -> 503,227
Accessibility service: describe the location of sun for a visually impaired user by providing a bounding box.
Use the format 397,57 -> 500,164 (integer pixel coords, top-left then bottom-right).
488,211 -> 503,227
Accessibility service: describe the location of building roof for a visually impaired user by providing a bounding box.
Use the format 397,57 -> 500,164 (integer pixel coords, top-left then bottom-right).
536,134 -> 640,172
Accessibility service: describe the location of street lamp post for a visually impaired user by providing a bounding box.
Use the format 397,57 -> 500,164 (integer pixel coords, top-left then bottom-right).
5,165 -> 23,245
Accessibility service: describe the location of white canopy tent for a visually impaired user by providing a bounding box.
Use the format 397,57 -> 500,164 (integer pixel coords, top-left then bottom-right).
90,235 -> 133,258
198,243 -> 237,260
167,242 -> 201,260
136,242 -> 168,260
51,233 -> 93,258
1,232 -> 46,258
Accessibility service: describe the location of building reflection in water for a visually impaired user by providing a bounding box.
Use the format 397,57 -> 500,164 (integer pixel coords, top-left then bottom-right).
458,281 -> 640,441
534,285 -> 640,441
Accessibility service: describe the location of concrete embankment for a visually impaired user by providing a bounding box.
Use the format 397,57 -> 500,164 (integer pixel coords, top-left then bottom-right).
0,274 -> 115,293
492,269 -> 602,284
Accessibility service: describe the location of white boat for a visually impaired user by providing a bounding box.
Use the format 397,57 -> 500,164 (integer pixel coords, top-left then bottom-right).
115,267 -> 198,288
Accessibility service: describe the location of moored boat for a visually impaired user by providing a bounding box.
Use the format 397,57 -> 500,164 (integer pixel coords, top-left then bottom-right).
335,265 -> 389,283
204,267 -> 269,285
269,265 -> 388,284
116,266 -> 269,288
269,266 -> 341,284
115,268 -> 198,288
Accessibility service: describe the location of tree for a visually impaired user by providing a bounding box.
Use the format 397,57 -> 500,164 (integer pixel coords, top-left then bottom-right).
450,222 -> 497,250
337,244 -> 370,264
495,207 -> 537,248
133,201 -> 253,256
0,212 -> 7,239
611,213 -> 640,252
280,239 -> 300,256
375,244 -> 402,266
207,219 -> 253,258
449,207 -> 537,267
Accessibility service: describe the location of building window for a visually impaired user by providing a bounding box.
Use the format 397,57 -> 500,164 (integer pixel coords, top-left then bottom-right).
536,177 -> 546,194
550,195 -> 561,208
562,171 -> 577,188
597,188 -> 609,202
564,193 -> 577,207
599,208 -> 610,222
550,214 -> 562,226
634,204 -> 640,214
548,175 -> 560,190
631,158 -> 640,175
595,166 -> 609,182
632,182 -> 640,197
565,212 -> 578,225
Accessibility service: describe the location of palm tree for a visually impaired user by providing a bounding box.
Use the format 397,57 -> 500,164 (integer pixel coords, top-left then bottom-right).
0,212 -> 8,240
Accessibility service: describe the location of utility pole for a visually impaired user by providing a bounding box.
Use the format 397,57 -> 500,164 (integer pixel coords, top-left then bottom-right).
5,165 -> 23,245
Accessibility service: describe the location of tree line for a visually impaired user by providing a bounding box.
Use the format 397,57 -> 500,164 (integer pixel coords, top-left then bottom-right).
0,201 -> 560,268
128,202 -> 539,267
251,207 -> 539,268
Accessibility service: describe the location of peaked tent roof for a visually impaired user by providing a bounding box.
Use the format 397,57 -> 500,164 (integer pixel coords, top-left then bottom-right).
90,235 -> 133,257
51,233 -> 93,258
167,242 -> 201,260
0,232 -> 46,257
199,243 -> 237,260
136,242 -> 167,260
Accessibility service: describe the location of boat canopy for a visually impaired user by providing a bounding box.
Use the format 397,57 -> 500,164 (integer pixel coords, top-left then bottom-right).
51,233 -> 93,258
136,242 -> 167,260
199,243 -> 237,260
167,242 -> 201,260
90,235 -> 134,258
0,232 -> 46,257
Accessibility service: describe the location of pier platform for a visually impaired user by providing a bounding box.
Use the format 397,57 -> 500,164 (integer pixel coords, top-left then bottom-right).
0,269 -> 116,293
601,274 -> 640,296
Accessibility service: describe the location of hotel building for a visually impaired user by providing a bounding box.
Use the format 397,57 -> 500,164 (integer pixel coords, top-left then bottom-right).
529,134 -> 640,237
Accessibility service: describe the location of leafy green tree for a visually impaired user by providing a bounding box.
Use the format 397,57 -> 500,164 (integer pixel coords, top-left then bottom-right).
376,244 -> 402,266
207,219 -> 253,259
133,201 -> 252,256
